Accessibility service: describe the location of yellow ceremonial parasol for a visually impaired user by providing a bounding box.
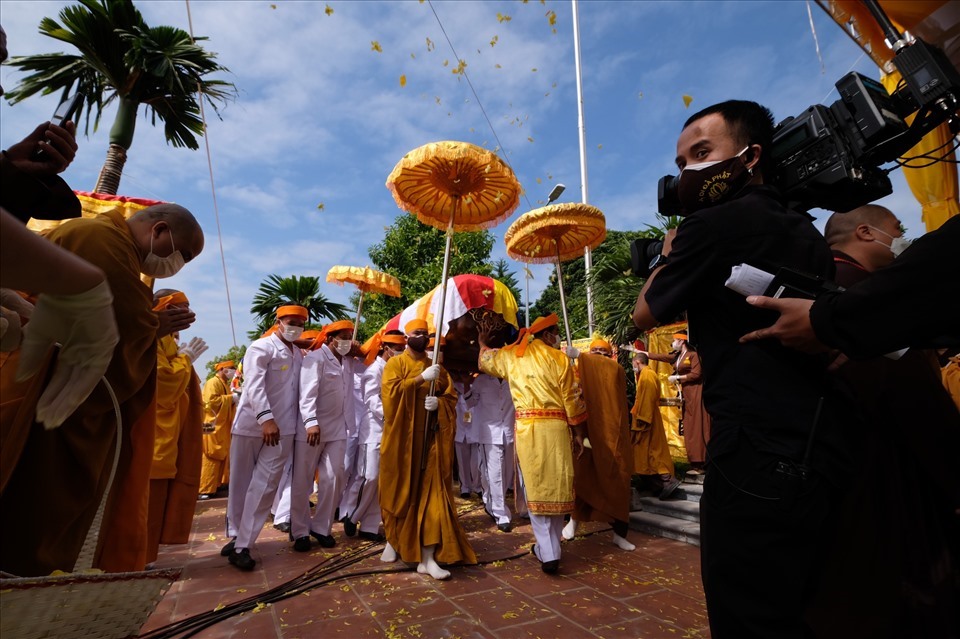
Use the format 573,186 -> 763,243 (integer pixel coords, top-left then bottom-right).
386,141 -> 521,365
505,202 -> 606,352
326,265 -> 401,340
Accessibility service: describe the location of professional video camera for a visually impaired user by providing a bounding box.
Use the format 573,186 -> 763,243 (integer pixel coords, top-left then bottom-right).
651,0 -> 959,237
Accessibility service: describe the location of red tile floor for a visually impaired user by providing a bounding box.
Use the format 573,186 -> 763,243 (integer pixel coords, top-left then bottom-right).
139,495 -> 710,638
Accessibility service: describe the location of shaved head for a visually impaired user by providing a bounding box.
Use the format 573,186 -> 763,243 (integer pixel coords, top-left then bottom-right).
824,205 -> 897,247
128,203 -> 204,264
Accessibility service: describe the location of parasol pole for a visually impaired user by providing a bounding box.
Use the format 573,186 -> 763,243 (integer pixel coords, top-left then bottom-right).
431,200 -> 457,369
572,0 -> 595,336
351,290 -> 365,341
422,200 -> 458,470
554,244 -> 575,355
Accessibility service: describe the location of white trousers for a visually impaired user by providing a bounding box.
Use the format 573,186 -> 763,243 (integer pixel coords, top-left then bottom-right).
518,465 -> 563,563
478,442 -> 514,525
455,441 -> 482,494
342,442 -> 382,534
271,457 -> 293,525
226,434 -> 293,550
337,434 -> 361,517
290,438 -> 346,539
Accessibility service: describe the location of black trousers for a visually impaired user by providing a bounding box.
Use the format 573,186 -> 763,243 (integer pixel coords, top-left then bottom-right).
700,434 -> 840,639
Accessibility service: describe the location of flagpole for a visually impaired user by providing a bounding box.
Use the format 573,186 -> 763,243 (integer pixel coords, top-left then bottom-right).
571,0 -> 595,336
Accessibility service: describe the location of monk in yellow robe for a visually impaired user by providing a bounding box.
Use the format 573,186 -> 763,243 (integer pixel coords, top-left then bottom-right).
199,360 -> 237,497
145,290 -> 206,565
564,339 -> 636,551
631,353 -> 680,499
0,203 -> 203,576
379,319 -> 476,580
478,313 -> 586,574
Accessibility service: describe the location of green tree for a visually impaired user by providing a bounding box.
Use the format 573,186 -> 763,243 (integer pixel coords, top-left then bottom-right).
249,274 -> 349,340
4,0 -> 236,194
205,344 -> 246,380
359,214 -> 495,336
530,219 -> 680,344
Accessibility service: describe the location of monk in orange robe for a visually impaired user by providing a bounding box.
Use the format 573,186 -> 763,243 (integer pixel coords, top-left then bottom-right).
564,339 -> 636,551
199,360 -> 237,497
631,352 -> 681,500
378,319 -> 476,580
145,290 -> 206,565
0,203 -> 203,576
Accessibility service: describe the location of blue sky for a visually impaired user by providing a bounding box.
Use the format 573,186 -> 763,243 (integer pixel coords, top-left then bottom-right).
1,0 -> 925,371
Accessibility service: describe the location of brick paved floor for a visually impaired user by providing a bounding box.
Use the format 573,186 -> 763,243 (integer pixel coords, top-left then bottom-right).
139,495 -> 710,638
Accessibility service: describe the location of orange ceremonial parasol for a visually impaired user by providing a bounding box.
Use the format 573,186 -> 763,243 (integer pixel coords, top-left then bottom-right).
326,265 -> 401,340
505,202 -> 606,352
386,140 -> 521,367
387,141 -> 520,469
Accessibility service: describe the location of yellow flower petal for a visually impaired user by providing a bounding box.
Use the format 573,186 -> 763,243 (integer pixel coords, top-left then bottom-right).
371,41 -> 382,53
399,75 -> 407,87
683,94 -> 694,108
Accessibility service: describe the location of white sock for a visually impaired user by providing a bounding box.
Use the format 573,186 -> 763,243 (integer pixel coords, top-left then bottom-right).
612,533 -> 636,551
380,542 -> 397,563
416,545 -> 450,580
561,518 -> 577,540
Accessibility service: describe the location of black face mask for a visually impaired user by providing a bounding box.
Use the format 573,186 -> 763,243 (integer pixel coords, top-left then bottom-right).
677,147 -> 752,213
407,335 -> 429,352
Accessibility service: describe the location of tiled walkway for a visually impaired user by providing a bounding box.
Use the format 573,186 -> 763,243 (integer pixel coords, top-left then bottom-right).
140,496 -> 709,638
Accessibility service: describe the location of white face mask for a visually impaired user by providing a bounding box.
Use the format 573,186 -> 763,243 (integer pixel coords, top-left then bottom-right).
335,339 -> 352,356
280,324 -> 303,342
142,230 -> 185,278
223,369 -> 236,380
868,226 -> 911,258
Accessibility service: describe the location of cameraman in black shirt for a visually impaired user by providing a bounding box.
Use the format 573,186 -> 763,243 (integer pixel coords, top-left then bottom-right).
633,100 -> 857,639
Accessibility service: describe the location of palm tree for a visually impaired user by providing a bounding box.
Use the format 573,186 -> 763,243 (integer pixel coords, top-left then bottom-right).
249,275 -> 350,340
3,0 -> 236,194
587,217 -> 682,345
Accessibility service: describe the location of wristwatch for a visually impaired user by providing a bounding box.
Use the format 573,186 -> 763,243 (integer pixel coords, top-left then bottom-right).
648,253 -> 670,271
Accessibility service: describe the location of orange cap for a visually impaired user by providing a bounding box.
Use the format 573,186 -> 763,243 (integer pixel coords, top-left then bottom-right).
277,305 -> 308,320
153,291 -> 189,311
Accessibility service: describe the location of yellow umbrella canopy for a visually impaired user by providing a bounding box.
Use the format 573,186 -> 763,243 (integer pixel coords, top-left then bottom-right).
505,202 -> 607,264
385,141 -> 522,232
326,265 -> 401,297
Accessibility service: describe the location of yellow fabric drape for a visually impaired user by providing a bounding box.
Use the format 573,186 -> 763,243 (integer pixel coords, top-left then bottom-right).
881,72 -> 959,232
199,374 -> 235,493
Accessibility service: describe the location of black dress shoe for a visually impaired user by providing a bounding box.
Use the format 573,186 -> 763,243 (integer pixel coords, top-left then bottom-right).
497,522 -> 513,533
273,521 -> 291,534
541,559 -> 559,574
358,531 -> 386,543
198,493 -> 215,501
293,536 -> 312,552
220,538 -> 236,557
228,548 -> 256,571
460,492 -> 470,499
341,517 -> 358,537
310,531 -> 336,548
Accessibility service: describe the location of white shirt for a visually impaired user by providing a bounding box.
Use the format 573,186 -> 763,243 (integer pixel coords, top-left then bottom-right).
298,344 -> 356,442
232,333 -> 302,437
352,360 -> 368,436
464,374 -> 515,445
358,356 -> 387,445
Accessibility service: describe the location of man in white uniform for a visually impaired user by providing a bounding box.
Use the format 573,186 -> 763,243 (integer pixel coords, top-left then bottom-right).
454,380 -> 482,499
292,320 -> 356,551
337,356 -> 368,536
222,305 -> 306,571
464,373 -> 516,532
